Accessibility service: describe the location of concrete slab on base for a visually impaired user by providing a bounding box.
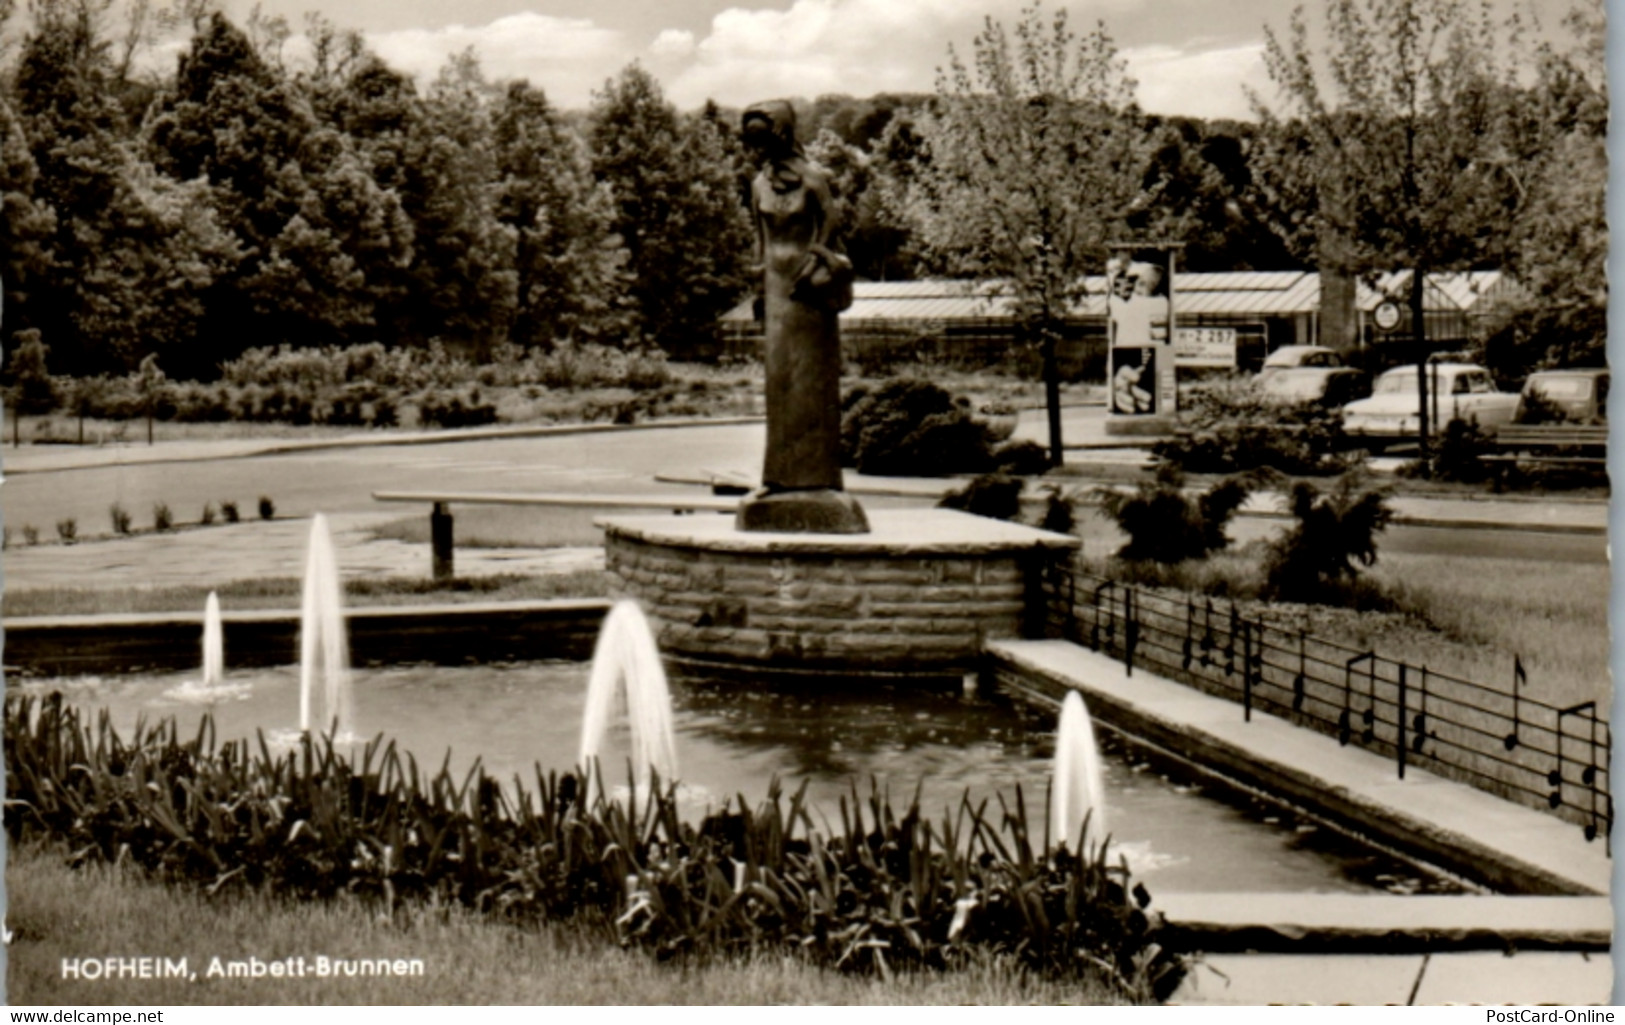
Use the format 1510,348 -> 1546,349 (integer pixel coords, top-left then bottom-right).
1172,952 -> 1612,1005
1156,893 -> 1612,951
988,639 -> 1612,895
598,507 -> 1080,555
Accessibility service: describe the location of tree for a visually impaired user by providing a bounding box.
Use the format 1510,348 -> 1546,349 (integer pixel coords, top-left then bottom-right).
588,64 -> 750,356
494,81 -> 630,348
0,98 -> 57,342
1253,0 -> 1523,459
16,1 -> 239,374
390,51 -> 517,353
887,4 -> 1153,466
1483,0 -> 1606,377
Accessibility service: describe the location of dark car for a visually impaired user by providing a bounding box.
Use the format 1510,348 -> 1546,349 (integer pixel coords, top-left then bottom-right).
1258,366 -> 1371,408
1515,368 -> 1609,424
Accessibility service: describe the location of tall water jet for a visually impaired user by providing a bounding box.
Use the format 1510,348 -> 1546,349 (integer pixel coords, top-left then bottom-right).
299,513 -> 352,737
1051,690 -> 1108,853
201,591 -> 224,688
579,600 -> 678,791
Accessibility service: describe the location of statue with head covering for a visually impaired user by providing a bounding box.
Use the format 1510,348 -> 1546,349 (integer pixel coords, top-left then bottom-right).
735,100 -> 869,534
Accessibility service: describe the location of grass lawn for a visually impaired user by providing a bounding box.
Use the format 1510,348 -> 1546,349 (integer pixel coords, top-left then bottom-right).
6,842 -> 1124,1006
2,571 -> 609,619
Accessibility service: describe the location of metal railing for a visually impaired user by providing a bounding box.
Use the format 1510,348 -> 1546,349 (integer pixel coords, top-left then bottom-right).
1040,562 -> 1612,850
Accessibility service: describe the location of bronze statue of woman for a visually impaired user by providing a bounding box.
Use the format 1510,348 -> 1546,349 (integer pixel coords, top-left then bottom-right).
736,99 -> 869,534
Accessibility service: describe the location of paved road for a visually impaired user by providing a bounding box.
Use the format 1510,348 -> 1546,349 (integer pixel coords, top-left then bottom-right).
0,411 -> 1605,577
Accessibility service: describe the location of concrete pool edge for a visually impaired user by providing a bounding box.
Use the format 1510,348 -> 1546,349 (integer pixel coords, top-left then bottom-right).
988,638 -> 1612,898
4,601 -> 1611,952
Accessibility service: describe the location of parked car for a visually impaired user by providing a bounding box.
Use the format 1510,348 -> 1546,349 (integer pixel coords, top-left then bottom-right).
1342,363 -> 1518,448
1258,366 -> 1371,408
1514,367 -> 1609,424
1255,345 -> 1344,383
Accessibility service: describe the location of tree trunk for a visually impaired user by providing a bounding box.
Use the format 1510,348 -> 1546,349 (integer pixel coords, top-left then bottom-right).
1041,322 -> 1064,468
1410,266 -> 1429,468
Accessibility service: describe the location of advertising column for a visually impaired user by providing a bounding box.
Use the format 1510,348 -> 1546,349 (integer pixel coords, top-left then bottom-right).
1105,244 -> 1178,434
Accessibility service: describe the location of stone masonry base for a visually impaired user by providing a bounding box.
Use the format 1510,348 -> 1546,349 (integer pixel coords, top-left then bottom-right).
599,508 -> 1079,676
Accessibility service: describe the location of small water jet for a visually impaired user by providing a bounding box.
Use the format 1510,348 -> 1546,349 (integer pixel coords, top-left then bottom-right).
1051,690 -> 1109,853
299,514 -> 353,737
579,600 -> 679,791
202,591 -> 223,688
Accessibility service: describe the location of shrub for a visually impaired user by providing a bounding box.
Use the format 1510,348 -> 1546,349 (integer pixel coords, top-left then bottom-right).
152,502 -> 173,532
21,524 -> 39,545
418,390 -> 498,429
109,502 -> 132,535
938,473 -> 1025,521
1097,465 -> 1254,564
1412,416 -> 1496,483
369,396 -> 398,428
220,501 -> 240,524
3,699 -> 1191,1002
200,502 -> 217,526
55,518 -> 77,544
994,439 -> 1051,476
1038,484 -> 1077,535
1153,379 -> 1351,475
7,330 -> 58,415
624,348 -> 672,391
1262,472 -> 1394,603
258,496 -> 275,521
840,378 -> 996,477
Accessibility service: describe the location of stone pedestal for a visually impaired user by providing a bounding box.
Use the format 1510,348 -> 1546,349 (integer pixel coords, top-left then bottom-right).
599,508 -> 1079,677
735,487 -> 870,534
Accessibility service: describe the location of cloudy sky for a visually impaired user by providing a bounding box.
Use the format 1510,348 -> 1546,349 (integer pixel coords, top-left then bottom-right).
210,0 -> 1571,120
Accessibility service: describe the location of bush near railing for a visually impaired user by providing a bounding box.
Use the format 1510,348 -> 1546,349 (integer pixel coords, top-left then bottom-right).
3,696 -> 1189,1000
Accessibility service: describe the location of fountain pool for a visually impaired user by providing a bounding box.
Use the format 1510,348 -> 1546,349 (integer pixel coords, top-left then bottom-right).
22,661 -> 1465,896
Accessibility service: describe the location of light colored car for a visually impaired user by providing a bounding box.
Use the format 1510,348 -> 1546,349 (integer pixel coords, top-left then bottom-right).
1342,362 -> 1518,447
1255,345 -> 1343,383
1514,368 -> 1609,424
1258,366 -> 1370,408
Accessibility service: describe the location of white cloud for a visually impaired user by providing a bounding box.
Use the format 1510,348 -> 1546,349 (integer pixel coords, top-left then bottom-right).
1124,41 -> 1269,121
364,13 -> 632,108
650,29 -> 696,58
665,0 -> 1000,109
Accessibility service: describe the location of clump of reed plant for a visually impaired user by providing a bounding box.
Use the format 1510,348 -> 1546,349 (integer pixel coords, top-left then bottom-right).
54,518 -> 77,544
152,502 -> 173,532
200,502 -> 217,526
21,524 -> 39,546
3,698 -> 1190,1003
258,496 -> 275,521
221,501 -> 240,523
109,502 -> 132,535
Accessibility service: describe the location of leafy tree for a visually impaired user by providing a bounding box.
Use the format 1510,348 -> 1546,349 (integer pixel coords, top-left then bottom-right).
146,13 -> 409,367
1483,0 -> 1606,377
1252,0 -> 1524,456
588,64 -> 750,356
15,1 -> 238,373
1262,472 -> 1393,602
0,98 -> 57,340
887,4 -> 1153,466
391,51 -> 517,353
494,81 -> 631,348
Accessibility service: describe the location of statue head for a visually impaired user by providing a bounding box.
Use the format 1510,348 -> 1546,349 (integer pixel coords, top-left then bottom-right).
741,100 -> 801,160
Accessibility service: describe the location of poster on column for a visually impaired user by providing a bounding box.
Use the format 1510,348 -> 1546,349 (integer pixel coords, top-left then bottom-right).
1106,257 -> 1174,417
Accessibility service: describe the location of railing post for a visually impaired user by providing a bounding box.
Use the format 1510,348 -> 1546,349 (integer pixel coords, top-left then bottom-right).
431,501 -> 455,582
1397,664 -> 1407,780
1242,621 -> 1252,722
1124,586 -> 1136,678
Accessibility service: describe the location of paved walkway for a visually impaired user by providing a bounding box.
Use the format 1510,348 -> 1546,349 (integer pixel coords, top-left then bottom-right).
1172,950 -> 1612,1005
